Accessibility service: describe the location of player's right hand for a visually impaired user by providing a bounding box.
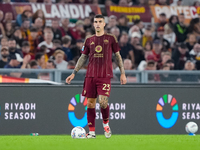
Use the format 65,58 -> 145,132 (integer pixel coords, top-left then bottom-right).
66,74 -> 75,84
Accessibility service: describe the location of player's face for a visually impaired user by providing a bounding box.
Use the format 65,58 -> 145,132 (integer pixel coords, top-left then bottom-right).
93,18 -> 105,32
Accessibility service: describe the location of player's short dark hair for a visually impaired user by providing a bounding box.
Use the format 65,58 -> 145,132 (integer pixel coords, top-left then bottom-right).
94,14 -> 104,19
35,52 -> 44,61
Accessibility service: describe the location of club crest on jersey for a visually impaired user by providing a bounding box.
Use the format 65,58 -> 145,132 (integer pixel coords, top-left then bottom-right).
95,45 -> 102,53
104,39 -> 109,44
81,46 -> 84,51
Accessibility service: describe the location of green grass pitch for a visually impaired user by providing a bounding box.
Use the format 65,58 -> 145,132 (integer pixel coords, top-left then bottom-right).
0,135 -> 200,150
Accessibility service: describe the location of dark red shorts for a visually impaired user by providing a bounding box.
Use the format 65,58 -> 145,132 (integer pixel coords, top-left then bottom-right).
82,77 -> 111,98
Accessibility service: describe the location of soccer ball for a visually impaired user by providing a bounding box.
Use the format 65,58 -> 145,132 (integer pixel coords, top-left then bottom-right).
185,122 -> 198,134
71,126 -> 86,139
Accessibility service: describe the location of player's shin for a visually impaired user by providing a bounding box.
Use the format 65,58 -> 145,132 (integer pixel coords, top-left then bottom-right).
87,108 -> 96,135
101,105 -> 110,127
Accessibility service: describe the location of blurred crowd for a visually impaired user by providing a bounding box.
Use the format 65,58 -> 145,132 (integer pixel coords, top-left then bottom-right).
0,0 -> 200,81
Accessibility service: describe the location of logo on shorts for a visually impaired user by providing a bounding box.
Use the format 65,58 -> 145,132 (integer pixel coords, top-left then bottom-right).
105,92 -> 109,95
68,94 -> 88,127
156,94 -> 179,128
95,45 -> 102,53
84,90 -> 86,95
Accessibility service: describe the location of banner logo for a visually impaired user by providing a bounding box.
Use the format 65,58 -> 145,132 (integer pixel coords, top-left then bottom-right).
68,94 -> 87,127
156,94 -> 179,128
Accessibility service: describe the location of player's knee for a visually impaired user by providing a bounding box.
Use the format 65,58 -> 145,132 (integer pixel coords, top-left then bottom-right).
99,100 -> 108,109
87,99 -> 96,108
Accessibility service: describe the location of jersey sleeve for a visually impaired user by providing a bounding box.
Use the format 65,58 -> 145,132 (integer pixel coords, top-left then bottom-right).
81,38 -> 90,55
111,35 -> 121,53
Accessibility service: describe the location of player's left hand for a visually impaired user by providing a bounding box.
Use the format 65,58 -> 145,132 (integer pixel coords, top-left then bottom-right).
120,74 -> 127,85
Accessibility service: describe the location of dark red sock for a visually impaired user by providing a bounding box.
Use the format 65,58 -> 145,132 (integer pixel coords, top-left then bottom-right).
101,105 -> 109,124
87,108 -> 96,132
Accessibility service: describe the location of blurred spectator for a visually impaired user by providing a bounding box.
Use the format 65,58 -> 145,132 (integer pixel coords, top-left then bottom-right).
35,52 -> 46,69
117,15 -> 129,34
84,17 -> 92,32
119,31 -> 133,60
163,24 -> 176,47
69,20 -> 85,44
0,11 -> 5,37
110,26 -> 120,40
62,35 -> 73,61
16,9 -> 32,27
180,60 -> 198,82
157,0 -> 168,5
0,36 -> 8,52
20,19 -> 31,39
39,45 -> 49,62
27,27 -> 40,54
188,18 -> 200,40
174,13 -> 188,43
189,43 -> 200,69
138,50 -> 155,71
33,17 -> 43,32
142,27 -> 153,47
38,26 -> 54,49
128,25 -> 140,37
158,51 -> 172,69
119,0 -> 128,6
21,60 -> 39,79
21,41 -> 35,60
148,0 -> 156,5
32,9 -> 46,27
0,46 -> 9,68
155,26 -> 170,51
105,15 -> 117,33
4,53 -> 30,77
60,18 -> 70,37
71,39 -> 84,58
105,0 -> 113,5
67,60 -> 75,69
159,64 -> 178,82
152,39 -> 162,62
171,0 -> 183,6
85,29 -> 93,36
168,15 -> 178,31
144,41 -> 153,51
134,19 -> 144,36
4,12 -> 13,24
138,0 -> 146,6
54,50 -> 68,70
130,32 -> 145,67
52,20 -> 62,41
155,13 -> 167,29
13,27 -> 24,48
53,40 -> 62,50
123,59 -> 136,82
165,59 -> 175,70
46,59 -> 56,69
146,60 -> 160,82
8,38 -> 23,57
172,43 -> 190,70
193,1 -> 200,6
186,34 -> 197,51
44,0 -> 52,4
5,21 -> 14,39
0,10 -> 4,22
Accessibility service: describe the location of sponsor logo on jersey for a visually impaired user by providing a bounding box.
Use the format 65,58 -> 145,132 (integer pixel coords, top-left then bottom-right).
90,42 -> 94,45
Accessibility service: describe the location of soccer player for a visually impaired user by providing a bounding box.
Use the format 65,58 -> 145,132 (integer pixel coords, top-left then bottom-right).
66,14 -> 127,138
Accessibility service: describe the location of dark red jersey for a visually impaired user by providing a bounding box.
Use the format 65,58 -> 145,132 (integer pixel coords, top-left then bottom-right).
81,33 -> 120,78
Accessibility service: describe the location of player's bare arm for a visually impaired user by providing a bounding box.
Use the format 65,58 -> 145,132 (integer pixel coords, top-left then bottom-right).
115,52 -> 127,85
66,54 -> 88,84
